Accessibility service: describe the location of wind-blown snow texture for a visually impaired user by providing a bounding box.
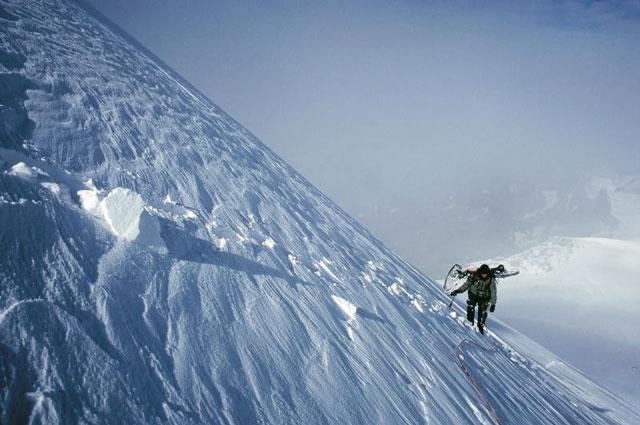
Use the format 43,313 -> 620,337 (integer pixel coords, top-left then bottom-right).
0,1 -> 638,424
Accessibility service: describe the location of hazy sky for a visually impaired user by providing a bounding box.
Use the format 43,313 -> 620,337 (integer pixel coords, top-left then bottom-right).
85,0 -> 640,271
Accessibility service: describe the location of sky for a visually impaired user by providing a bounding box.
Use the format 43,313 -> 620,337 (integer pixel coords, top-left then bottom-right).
85,0 -> 640,273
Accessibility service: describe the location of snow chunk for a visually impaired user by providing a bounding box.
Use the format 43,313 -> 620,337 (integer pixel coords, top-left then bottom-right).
31,166 -> 49,177
412,299 -> 424,313
100,188 -> 146,239
262,237 -> 276,249
288,253 -> 300,266
7,162 -> 36,179
102,189 -> 148,236
86,187 -> 167,251
316,258 -> 342,283
0,197 -> 33,206
78,180 -> 104,214
6,162 -> 51,179
361,261 -> 381,285
215,237 -> 227,250
331,295 -> 357,322
387,282 -> 402,296
40,182 -> 60,195
387,280 -> 413,299
78,189 -> 101,215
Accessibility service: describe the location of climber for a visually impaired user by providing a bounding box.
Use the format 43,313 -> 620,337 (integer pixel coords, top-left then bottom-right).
450,264 -> 497,334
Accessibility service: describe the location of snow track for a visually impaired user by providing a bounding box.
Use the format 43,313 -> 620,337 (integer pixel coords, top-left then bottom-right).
453,338 -> 502,425
0,299 -> 48,325
447,323 -> 630,425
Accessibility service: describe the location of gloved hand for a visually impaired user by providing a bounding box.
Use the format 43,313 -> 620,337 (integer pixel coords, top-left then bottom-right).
489,304 -> 496,312
450,289 -> 459,296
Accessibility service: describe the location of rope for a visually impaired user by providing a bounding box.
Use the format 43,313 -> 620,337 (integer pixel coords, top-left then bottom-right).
452,338 -> 502,425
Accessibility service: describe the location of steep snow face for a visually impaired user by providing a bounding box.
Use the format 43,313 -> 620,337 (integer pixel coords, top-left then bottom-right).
1,1 -> 639,424
479,237 -> 640,408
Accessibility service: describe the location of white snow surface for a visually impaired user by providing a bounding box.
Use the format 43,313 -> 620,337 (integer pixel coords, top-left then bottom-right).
100,187 -> 147,239
262,237 -> 276,249
331,295 -> 358,322
6,161 -> 37,179
77,185 -> 166,251
0,1 -> 638,424
479,236 -> 640,409
99,187 -> 165,251
77,188 -> 101,214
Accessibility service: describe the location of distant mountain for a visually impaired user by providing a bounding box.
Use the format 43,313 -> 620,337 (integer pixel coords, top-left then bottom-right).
355,175 -> 639,275
590,176 -> 640,239
1,1 -> 638,424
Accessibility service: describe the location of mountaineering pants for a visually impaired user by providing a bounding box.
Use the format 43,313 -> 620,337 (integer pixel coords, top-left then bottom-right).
466,293 -> 490,326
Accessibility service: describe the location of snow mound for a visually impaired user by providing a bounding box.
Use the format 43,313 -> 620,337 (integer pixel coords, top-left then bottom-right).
77,188 -> 101,214
101,188 -> 165,250
100,188 -> 146,239
6,161 -> 37,179
262,237 -> 276,249
215,237 -> 228,250
78,186 -> 166,251
331,295 -> 358,321
40,182 -> 61,195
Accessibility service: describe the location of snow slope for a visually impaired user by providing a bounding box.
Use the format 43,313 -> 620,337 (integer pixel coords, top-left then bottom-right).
480,237 -> 640,409
0,0 -> 639,423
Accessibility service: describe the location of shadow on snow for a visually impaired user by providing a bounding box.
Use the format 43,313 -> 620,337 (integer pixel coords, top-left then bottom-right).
160,221 -> 310,288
